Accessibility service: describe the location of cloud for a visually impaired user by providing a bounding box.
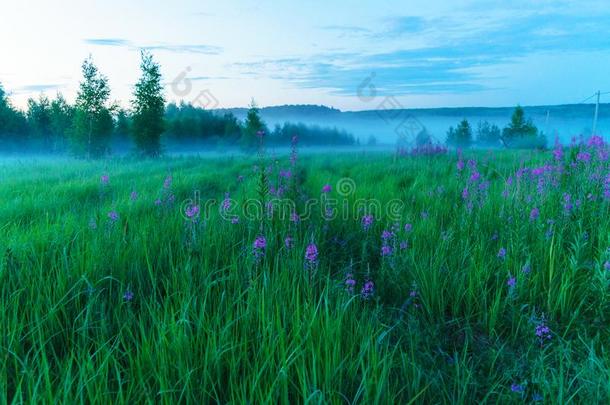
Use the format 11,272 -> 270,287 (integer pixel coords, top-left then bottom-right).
231,10 -> 610,97
84,38 -> 131,47
14,84 -> 67,94
141,44 -> 222,55
84,39 -> 222,55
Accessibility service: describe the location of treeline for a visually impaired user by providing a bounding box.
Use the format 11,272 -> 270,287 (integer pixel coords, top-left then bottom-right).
0,55 -> 356,156
444,106 -> 547,149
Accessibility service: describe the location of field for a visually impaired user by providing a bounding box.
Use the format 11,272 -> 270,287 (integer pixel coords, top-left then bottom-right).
1,142 -> 609,403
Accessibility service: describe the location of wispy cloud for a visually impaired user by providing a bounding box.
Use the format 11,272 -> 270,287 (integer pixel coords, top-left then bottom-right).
141,44 -> 222,55
84,39 -> 222,55
231,10 -> 610,96
84,38 -> 131,47
15,83 -> 67,94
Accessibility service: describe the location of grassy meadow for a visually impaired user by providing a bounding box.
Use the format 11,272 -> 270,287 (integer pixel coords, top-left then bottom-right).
1,143 -> 609,403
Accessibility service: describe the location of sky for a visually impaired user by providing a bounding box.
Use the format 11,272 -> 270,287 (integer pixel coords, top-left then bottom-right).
1,0 -> 610,111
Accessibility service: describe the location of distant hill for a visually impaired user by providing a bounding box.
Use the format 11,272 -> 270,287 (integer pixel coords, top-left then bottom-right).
217,103 -> 610,144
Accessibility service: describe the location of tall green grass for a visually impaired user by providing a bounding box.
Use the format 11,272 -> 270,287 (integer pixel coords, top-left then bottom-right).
1,149 -> 609,403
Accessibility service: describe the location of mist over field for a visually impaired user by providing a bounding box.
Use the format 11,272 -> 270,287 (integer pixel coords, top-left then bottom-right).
225,103 -> 610,145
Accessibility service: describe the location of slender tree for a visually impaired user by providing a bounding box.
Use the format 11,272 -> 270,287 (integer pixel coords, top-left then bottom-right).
241,99 -> 267,150
71,57 -> 113,158
131,51 -> 165,157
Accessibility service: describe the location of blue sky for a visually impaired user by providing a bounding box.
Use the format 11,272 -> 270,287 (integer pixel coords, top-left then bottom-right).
2,0 -> 610,110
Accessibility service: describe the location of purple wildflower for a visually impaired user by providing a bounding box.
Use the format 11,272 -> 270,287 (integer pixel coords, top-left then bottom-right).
163,175 -> 172,189
130,191 -> 138,201
284,236 -> 294,249
100,174 -> 109,185
108,211 -> 119,222
507,275 -> 516,288
404,223 -> 412,232
511,383 -> 525,393
345,274 -> 356,294
361,280 -> 375,300
253,236 -> 267,250
362,214 -> 374,231
322,184 -> 332,193
305,243 -> 318,263
253,236 -> 267,259
185,204 -> 200,220
123,290 -> 134,302
290,212 -> 300,223
529,207 -> 540,221
381,245 -> 393,257
381,230 -> 393,240
497,247 -> 507,260
603,261 -> 610,271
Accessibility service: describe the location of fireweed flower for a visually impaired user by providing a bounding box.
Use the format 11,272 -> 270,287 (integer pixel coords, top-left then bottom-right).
603,261 -> 610,271
185,204 -> 200,220
322,184 -> 332,193
381,230 -> 393,240
305,243 -> 318,263
345,273 -> 356,294
130,191 -> 138,201
163,175 -> 172,189
100,174 -> 109,185
576,151 -> 591,163
456,159 -> 465,171
404,223 -> 413,232
362,214 -> 374,231
510,383 -> 525,394
400,241 -> 408,250
497,247 -> 507,260
154,199 -> 162,206
284,236 -> 294,249
361,280 -> 375,300
108,211 -> 119,222
522,264 -> 532,274
381,245 -> 393,256
221,193 -> 231,212
535,323 -> 552,344
123,290 -> 134,302
290,212 -> 300,223
507,275 -> 516,288
231,217 -> 239,224
529,207 -> 540,221
253,236 -> 266,260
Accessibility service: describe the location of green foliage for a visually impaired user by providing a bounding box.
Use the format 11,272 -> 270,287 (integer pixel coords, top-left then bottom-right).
164,102 -> 241,145
131,51 -> 165,157
501,106 -> 546,149
446,118 -> 473,148
240,99 -> 268,149
71,57 -> 113,158
269,122 -> 356,146
49,94 -> 74,152
0,82 -> 29,147
476,120 -> 501,147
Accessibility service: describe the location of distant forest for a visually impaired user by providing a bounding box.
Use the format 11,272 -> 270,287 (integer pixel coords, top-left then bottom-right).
0,55 -> 356,156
